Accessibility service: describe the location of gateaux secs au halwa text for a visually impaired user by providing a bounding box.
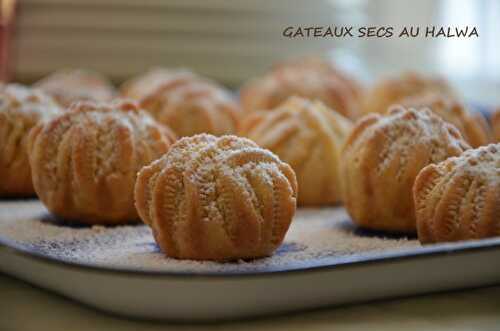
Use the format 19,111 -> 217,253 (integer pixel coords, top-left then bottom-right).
282,26 -> 479,39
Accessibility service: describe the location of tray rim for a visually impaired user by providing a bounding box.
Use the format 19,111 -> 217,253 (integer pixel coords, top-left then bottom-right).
2,233 -> 500,279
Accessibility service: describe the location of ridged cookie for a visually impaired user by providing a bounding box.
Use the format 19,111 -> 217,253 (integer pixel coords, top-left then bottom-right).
362,72 -> 454,115
400,93 -> 490,147
0,84 -> 61,196
122,68 -> 240,137
28,100 -> 175,224
240,56 -> 362,119
414,144 -> 500,243
35,69 -> 115,107
240,96 -> 352,205
340,106 -> 470,233
135,134 -> 297,260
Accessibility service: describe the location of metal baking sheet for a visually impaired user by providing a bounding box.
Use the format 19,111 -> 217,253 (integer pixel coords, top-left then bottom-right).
1,199 -> 499,321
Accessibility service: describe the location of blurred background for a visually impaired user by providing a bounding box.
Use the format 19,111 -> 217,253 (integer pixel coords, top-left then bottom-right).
1,0 -> 499,105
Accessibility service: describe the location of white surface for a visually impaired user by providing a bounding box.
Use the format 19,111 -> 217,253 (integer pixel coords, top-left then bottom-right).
1,243 -> 499,321
2,271 -> 500,330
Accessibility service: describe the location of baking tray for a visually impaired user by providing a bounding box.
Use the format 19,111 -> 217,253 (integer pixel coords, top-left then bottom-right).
0,199 -> 499,321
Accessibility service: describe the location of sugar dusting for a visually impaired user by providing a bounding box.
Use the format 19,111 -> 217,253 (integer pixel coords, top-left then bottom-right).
0,200 -> 420,274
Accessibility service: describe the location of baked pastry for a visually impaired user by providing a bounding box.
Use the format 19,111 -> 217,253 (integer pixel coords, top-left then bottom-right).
121,68 -> 240,137
28,100 -> 175,224
0,84 -> 61,196
493,109 -> 500,142
400,93 -> 490,147
135,134 -> 298,260
240,56 -> 363,119
362,72 -> 454,115
240,96 -> 352,205
340,106 -> 470,233
472,110 -> 494,143
35,69 -> 116,107
414,144 -> 500,243
120,68 -> 198,101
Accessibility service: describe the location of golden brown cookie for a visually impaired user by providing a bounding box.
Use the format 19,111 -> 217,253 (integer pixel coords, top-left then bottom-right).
362,72 -> 454,116
414,144 -> 500,243
240,56 -> 363,119
493,109 -> 500,142
0,84 -> 61,196
35,69 -> 116,107
240,96 -> 352,205
28,100 -> 175,224
120,68 -> 198,101
135,134 -> 297,261
340,106 -> 470,233
400,93 -> 490,147
121,68 -> 240,137
472,110 -> 495,143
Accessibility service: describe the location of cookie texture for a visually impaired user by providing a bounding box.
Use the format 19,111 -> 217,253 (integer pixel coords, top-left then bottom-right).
414,144 -> 500,243
240,96 -> 352,205
28,100 -> 175,224
362,72 -> 454,115
0,84 -> 61,196
340,106 -> 470,233
121,68 -> 196,100
240,56 -> 363,119
400,93 -> 490,147
121,68 -> 240,137
135,134 -> 297,261
493,109 -> 500,142
35,69 -> 116,107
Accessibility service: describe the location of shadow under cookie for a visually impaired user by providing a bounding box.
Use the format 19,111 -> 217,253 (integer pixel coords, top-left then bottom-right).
0,196 -> 38,202
39,212 -> 141,229
337,219 -> 417,240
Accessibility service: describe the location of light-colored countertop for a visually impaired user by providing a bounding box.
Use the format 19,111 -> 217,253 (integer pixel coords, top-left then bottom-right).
1,273 -> 499,331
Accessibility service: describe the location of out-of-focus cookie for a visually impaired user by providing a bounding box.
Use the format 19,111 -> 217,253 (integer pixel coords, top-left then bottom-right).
492,109 -> 500,142
35,69 -> 116,107
28,100 -> 175,224
0,84 -> 61,196
134,134 -> 297,261
340,106 -> 470,233
120,68 -> 197,101
240,96 -> 352,205
414,143 -> 500,243
400,93 -> 490,147
240,56 -> 363,119
362,72 -> 454,115
121,68 -> 240,137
